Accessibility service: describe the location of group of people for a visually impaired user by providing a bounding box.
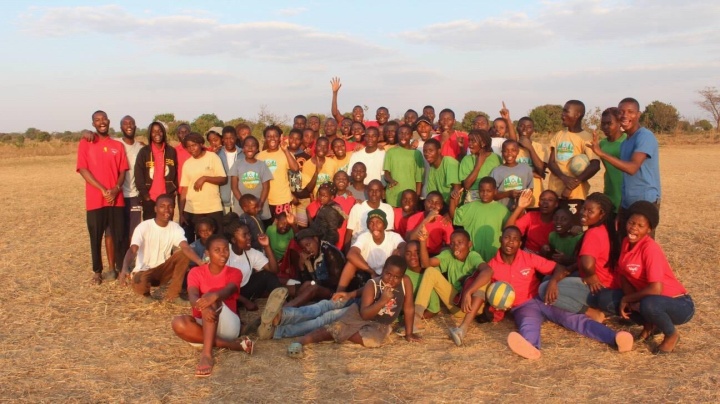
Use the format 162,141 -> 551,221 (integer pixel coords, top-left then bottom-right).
76,78 -> 693,377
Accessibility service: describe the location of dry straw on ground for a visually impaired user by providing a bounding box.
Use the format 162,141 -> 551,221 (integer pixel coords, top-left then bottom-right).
0,145 -> 719,403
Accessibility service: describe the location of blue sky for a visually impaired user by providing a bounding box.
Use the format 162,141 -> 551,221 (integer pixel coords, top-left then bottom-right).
2,0 -> 719,132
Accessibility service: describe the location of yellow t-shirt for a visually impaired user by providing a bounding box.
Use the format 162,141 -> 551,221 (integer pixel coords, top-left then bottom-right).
548,130 -> 597,200
302,158 -> 338,196
257,149 -> 294,206
180,151 -> 226,214
517,140 -> 548,207
333,152 -> 353,173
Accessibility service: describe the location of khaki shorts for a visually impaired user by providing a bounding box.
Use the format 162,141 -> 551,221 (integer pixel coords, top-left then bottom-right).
325,304 -> 392,348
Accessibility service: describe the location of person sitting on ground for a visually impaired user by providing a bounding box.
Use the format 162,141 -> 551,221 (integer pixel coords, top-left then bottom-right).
266,211 -> 298,262
345,179 -> 395,248
225,221 -> 282,311
406,191 -> 454,255
491,140 -> 534,210
540,207 -> 583,265
171,235 -> 254,377
118,194 -> 204,304
458,129 -> 502,203
306,183 -> 347,248
336,209 -> 405,292
540,193 -> 620,323
402,241 -> 440,322
393,190 -> 420,239
286,255 -> 421,358
463,226 -> 633,359
413,229 -> 489,337
236,195 -> 266,251
450,176 -> 510,262
614,201 -> 694,354
331,170 -> 356,247
504,189 -> 559,254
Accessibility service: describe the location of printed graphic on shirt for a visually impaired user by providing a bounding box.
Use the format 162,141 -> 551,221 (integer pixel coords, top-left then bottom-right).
265,159 -> 278,174
242,171 -> 261,189
317,172 -> 331,185
626,264 -> 640,275
149,164 -> 169,180
378,297 -> 397,317
556,141 -> 574,161
520,268 -> 532,277
503,175 -> 523,191
517,156 -> 533,167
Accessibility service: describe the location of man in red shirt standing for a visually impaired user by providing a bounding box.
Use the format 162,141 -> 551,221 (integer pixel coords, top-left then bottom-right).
77,110 -> 129,284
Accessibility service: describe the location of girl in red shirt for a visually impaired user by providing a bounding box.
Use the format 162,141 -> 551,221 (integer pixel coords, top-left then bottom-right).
617,201 -> 693,354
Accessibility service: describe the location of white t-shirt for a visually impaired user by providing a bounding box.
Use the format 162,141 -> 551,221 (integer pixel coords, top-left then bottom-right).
491,137 -> 506,157
131,219 -> 187,272
348,148 -> 386,185
119,139 -> 143,198
227,247 -> 269,287
352,231 -> 405,275
346,201 -> 395,243
225,150 -> 238,173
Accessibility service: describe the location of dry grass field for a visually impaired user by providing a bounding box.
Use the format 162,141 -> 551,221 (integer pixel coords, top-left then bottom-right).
1,144 -> 719,403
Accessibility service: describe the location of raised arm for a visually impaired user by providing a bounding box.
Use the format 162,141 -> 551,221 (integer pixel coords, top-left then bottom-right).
588,130 -> 647,175
499,102 -> 517,141
330,77 -> 345,124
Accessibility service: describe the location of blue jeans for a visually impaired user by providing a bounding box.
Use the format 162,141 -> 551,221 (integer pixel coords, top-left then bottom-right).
273,298 -> 354,339
539,276 -> 599,314
639,295 -> 694,335
511,298 -> 618,349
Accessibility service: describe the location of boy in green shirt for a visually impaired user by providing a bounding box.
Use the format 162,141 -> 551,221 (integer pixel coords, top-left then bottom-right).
423,138 -> 461,204
450,177 -> 510,262
384,124 -> 424,207
541,208 -> 582,265
403,241 -> 440,323
266,211 -> 299,261
598,107 -> 627,212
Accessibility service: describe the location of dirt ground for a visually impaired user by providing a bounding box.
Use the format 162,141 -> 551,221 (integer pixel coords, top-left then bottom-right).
1,145 -> 719,403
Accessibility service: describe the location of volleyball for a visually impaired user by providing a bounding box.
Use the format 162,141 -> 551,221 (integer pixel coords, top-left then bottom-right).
568,154 -> 590,177
486,281 -> 516,310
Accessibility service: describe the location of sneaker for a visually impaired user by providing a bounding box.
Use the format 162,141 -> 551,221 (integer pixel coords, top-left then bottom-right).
449,327 -> 465,347
258,288 -> 288,340
103,269 -> 118,281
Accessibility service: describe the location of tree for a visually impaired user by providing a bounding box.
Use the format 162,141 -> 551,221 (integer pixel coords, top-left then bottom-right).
459,110 -> 490,132
36,131 -> 51,142
582,106 -> 602,131
154,113 -> 176,123
528,104 -> 563,133
640,101 -> 679,133
694,119 -> 713,131
696,87 -> 720,133
191,113 -> 224,135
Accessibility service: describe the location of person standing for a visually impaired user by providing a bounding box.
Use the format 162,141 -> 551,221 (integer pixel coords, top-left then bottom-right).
76,110 -> 129,284
135,122 -> 178,220
118,115 -> 144,248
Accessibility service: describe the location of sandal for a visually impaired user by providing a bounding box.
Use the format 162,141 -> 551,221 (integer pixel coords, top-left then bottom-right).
195,355 -> 214,378
287,342 -> 304,359
240,336 -> 254,356
449,327 -> 465,347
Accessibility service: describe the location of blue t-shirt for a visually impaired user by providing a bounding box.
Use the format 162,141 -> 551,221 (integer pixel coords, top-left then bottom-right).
619,127 -> 660,209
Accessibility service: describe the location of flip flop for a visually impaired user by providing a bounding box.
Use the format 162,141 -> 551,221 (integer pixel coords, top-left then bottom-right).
507,331 -> 542,360
240,336 -> 254,356
615,331 -> 633,353
195,356 -> 214,378
287,342 -> 304,359
449,327 -> 465,347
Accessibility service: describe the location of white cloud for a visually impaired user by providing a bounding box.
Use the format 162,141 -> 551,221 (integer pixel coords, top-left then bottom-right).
20,5 -> 390,63
277,7 -> 308,16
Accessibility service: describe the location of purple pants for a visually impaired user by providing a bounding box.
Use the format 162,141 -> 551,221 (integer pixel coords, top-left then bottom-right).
511,297 -> 617,349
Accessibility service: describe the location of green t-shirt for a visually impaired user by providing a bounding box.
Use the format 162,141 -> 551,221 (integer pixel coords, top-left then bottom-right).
548,231 -> 583,258
436,250 -> 485,292
266,224 -> 294,261
405,269 -> 441,313
599,133 -> 627,211
458,153 -> 502,202
383,146 -> 424,207
428,156 -> 460,203
453,201 -> 510,262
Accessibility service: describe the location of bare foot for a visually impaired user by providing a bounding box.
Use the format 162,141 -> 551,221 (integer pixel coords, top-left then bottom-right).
585,308 -> 605,323
91,273 -> 103,285
615,331 -> 633,353
638,324 -> 656,341
422,310 -> 436,319
655,332 -> 680,354
195,354 -> 214,377
507,332 -> 542,360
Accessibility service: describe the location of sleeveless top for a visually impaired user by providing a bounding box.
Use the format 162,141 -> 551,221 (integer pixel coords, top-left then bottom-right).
369,277 -> 405,325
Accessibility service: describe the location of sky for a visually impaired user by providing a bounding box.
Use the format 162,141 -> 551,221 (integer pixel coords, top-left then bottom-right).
2,0 -> 719,133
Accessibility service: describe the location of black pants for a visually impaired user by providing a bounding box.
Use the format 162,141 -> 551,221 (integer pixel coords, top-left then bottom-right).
86,207 -> 125,273
240,270 -> 282,300
124,196 -> 143,243
185,211 -> 224,243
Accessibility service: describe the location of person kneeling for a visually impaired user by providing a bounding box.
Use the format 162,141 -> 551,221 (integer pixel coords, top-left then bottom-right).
287,256 -> 421,358
171,235 -> 253,378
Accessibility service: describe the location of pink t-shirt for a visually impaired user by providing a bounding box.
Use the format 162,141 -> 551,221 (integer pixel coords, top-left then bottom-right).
76,135 -> 129,210
617,237 -> 686,297
188,264 -> 243,318
488,250 -> 556,307
514,211 -> 554,253
149,143 -> 167,201
578,226 -> 618,289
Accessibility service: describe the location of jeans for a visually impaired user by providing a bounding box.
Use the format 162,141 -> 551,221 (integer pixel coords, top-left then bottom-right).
273,298 -> 354,339
511,297 -> 618,349
539,276 -> 599,314
639,295 -> 694,335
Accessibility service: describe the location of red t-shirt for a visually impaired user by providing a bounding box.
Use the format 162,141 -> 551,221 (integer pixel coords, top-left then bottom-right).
433,130 -> 468,159
188,264 -> 243,318
617,237 -> 686,297
149,143 -> 167,201
76,135 -> 129,210
406,212 -> 453,255
488,250 -> 556,307
364,120 -> 379,128
578,226 -> 618,288
176,143 -> 191,187
393,207 -> 415,238
334,193 -> 356,215
307,200 -> 321,219
514,211 -> 554,253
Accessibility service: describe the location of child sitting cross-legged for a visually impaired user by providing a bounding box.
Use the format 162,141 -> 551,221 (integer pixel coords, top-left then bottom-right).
286,255 -> 421,358
171,235 -> 254,377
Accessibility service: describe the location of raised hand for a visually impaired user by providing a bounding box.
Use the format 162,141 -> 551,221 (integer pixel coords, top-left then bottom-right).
516,189 -> 533,209
330,77 -> 342,93
499,101 -> 510,121
257,234 -> 270,248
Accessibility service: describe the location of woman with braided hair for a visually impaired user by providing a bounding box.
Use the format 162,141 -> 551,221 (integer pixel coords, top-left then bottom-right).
540,192 -> 620,322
